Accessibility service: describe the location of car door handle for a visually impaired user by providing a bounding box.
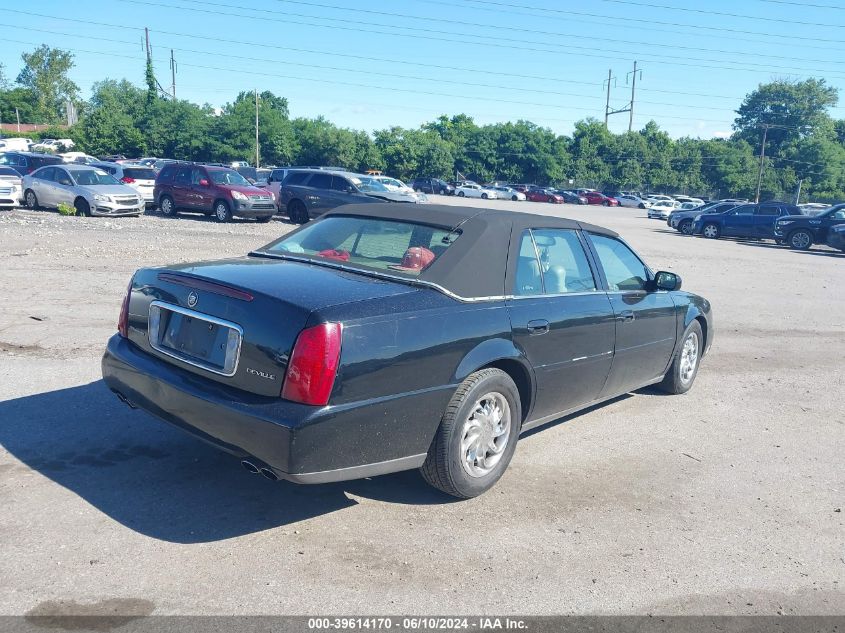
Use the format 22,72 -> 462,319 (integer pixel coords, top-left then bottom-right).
617,310 -> 635,323
527,319 -> 550,335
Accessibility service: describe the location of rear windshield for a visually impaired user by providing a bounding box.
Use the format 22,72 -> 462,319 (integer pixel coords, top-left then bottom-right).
123,167 -> 157,180
257,216 -> 459,276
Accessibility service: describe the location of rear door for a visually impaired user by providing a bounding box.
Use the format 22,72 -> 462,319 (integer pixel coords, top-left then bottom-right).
172,166 -> 193,208
303,172 -> 333,215
31,167 -> 56,206
587,233 -> 677,397
754,204 -> 783,238
507,229 -> 615,420
722,204 -> 756,237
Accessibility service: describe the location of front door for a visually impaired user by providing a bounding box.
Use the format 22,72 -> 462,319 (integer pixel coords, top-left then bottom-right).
722,204 -> 756,237
190,167 -> 215,212
52,168 -> 76,208
507,229 -> 616,421
587,233 -> 678,397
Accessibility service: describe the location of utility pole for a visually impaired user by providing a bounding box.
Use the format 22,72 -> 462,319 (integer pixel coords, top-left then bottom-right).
755,124 -> 770,203
15,108 -> 20,132
794,178 -> 803,205
254,89 -> 260,168
627,61 -> 641,133
145,27 -> 151,59
603,69 -> 616,129
170,49 -> 177,100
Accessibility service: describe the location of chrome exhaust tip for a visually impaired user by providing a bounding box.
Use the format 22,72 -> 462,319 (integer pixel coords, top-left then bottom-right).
259,468 -> 279,481
241,460 -> 260,474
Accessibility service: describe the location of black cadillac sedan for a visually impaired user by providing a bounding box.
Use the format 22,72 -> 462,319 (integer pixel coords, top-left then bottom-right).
102,204 -> 713,498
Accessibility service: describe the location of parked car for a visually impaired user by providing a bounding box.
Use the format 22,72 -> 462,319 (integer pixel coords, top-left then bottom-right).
281,169 -> 388,223
772,203 -> 845,250
101,203 -> 713,498
508,184 -> 537,194
648,200 -> 680,220
155,163 -> 276,222
583,191 -> 619,207
0,166 -> 23,208
412,177 -> 454,195
825,223 -> 845,252
489,185 -> 526,201
554,190 -> 588,205
609,193 -> 652,209
359,177 -> 428,203
22,164 -> 144,216
0,151 -> 63,176
368,175 -> 414,194
669,201 -> 737,235
456,183 -> 499,199
32,138 -> 74,153
694,201 -> 803,240
0,138 -> 33,152
647,194 -> 674,204
137,157 -> 159,167
60,152 -> 100,165
92,162 -> 158,208
674,196 -> 705,206
526,188 -> 564,204
99,154 -> 127,162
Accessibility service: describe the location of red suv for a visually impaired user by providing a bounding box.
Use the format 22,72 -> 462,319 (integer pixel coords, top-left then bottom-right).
154,163 -> 276,222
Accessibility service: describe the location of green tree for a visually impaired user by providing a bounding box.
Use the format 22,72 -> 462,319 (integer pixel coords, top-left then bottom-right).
0,87 -> 38,126
16,45 -> 79,124
76,80 -> 146,156
217,91 -> 296,166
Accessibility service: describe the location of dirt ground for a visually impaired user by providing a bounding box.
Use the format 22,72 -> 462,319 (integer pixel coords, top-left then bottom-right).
0,199 -> 843,616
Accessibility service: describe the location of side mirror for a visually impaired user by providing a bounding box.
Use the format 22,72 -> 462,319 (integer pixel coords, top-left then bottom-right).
654,271 -> 682,291
199,179 -> 209,187
347,186 -> 355,193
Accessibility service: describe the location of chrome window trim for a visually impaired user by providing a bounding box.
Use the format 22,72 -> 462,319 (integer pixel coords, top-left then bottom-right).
147,300 -> 244,377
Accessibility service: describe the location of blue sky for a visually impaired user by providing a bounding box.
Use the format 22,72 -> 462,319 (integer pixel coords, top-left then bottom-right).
3,0 -> 845,138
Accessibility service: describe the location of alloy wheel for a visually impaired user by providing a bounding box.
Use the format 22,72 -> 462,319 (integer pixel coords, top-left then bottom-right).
460,392 -> 511,478
790,231 -> 812,250
679,332 -> 700,385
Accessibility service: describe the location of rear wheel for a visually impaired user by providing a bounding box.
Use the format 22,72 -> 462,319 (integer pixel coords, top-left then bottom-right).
421,368 -> 521,499
679,219 -> 695,235
481,193 -> 488,199
74,198 -> 90,217
24,189 -> 39,210
602,200 -> 610,206
457,191 -> 465,197
787,229 -> 813,250
213,200 -> 232,223
159,195 -> 175,217
658,321 -> 703,395
288,199 -> 309,224
512,195 -> 519,201
702,222 -> 720,239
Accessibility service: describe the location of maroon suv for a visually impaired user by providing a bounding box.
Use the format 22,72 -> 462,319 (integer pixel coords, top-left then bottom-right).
154,163 -> 276,222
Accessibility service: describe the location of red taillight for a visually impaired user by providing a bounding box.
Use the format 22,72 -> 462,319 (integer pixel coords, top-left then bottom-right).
121,176 -> 135,184
281,323 -> 342,406
117,278 -> 133,337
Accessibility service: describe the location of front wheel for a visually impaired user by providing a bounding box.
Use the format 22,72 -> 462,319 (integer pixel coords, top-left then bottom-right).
213,200 -> 232,223
457,191 -> 465,197
602,200 -> 610,206
658,321 -> 703,394
548,196 -> 555,203
24,189 -> 39,210
679,219 -> 695,235
481,193 -> 488,199
440,188 -> 446,195
787,229 -> 813,250
75,198 -> 90,217
512,195 -> 519,201
702,222 -> 720,239
421,368 -> 521,499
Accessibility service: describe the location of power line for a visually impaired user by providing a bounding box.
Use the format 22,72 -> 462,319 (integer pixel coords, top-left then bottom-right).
106,0 -> 845,78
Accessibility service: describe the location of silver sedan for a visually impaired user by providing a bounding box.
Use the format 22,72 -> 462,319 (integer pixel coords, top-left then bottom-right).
22,165 -> 144,217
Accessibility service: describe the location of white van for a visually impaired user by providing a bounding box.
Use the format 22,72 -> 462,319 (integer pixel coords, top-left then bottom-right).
0,138 -> 33,152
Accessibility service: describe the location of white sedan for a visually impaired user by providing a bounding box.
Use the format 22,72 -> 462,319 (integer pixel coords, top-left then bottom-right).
489,186 -> 526,201
455,183 -> 499,199
615,194 -> 652,209
371,175 -> 414,194
647,194 -> 674,204
647,200 -> 680,219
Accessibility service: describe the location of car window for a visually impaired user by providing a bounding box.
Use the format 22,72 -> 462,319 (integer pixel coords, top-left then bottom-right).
175,167 -> 192,185
71,169 -> 120,186
531,229 -> 597,294
37,167 -> 55,181
55,169 -> 73,186
590,234 -> 650,292
307,173 -> 333,189
123,167 -> 157,180
831,209 -> 845,220
284,172 -> 310,186
330,176 -> 353,192
757,206 -> 781,216
731,205 -> 755,215
190,168 -> 205,185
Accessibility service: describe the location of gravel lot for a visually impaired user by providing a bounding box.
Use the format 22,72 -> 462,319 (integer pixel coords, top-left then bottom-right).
0,200 -> 843,617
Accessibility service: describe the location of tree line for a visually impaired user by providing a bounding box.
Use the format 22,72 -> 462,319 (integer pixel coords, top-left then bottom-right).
2,45 -> 845,202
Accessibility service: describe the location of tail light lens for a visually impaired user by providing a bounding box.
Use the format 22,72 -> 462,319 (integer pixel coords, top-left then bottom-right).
117,278 -> 133,337
121,176 -> 135,184
281,323 -> 342,406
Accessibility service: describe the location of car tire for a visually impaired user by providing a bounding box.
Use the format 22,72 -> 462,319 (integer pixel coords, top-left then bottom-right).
24,189 -> 39,210
414,187 -> 420,192
420,368 -> 521,499
74,198 -> 90,217
288,199 -> 309,224
512,195 -> 519,201
639,203 -> 645,209
702,222 -> 721,239
213,200 -> 232,223
457,191 -> 465,197
256,215 -> 273,223
547,196 -> 555,203
679,219 -> 695,235
787,229 -> 813,250
657,320 -> 703,395
440,188 -> 446,195
481,193 -> 488,199
159,195 -> 176,217
603,200 -> 610,206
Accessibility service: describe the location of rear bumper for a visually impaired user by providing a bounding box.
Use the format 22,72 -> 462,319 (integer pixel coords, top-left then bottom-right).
101,335 -> 443,483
